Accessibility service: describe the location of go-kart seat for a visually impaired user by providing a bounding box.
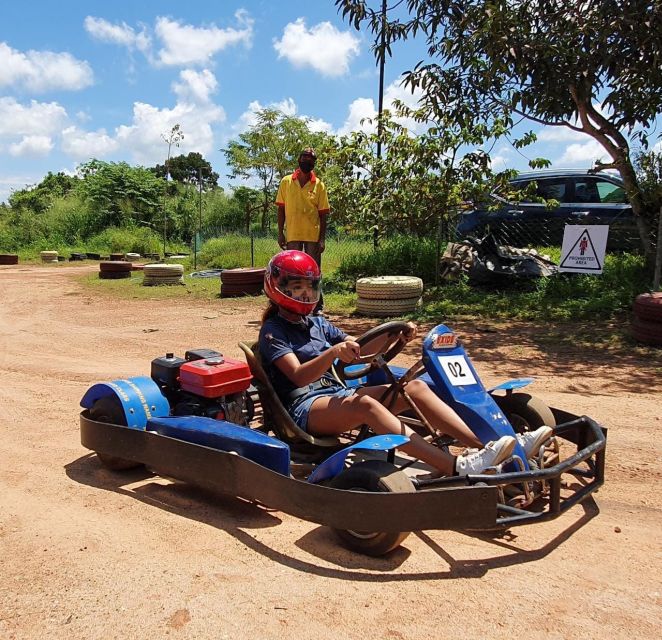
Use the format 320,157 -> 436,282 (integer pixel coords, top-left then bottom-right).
238,341 -> 339,448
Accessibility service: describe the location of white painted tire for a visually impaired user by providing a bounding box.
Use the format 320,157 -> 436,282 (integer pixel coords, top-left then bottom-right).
40,250 -> 59,263
356,276 -> 423,300
143,275 -> 184,286
143,263 -> 184,277
355,296 -> 421,317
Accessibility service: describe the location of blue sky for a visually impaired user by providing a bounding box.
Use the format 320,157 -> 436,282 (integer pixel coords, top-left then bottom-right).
1,1 -> 654,203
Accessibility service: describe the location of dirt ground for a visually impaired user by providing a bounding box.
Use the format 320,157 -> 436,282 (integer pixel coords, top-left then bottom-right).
1,264 -> 661,640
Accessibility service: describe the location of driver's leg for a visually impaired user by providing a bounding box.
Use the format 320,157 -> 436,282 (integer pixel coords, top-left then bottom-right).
307,392 -> 457,475
357,381 -> 482,448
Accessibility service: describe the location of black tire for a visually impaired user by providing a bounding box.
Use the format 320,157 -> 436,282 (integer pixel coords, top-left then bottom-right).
328,460 -> 414,556
99,261 -> 132,272
493,392 -> 556,432
0,254 -> 19,265
99,271 -> 131,279
89,397 -> 142,471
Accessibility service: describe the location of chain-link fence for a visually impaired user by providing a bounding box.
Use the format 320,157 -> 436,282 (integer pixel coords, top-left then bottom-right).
452,211 -> 658,254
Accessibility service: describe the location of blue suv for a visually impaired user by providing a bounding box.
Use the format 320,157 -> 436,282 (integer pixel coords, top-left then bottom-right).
456,169 -> 638,250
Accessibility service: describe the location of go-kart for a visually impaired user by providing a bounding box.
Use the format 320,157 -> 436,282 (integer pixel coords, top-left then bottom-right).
79,322 -> 606,556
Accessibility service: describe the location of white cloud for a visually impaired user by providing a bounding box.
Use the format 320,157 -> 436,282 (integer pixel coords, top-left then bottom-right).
0,97 -> 68,137
274,19 -> 360,77
557,139 -> 607,166
0,42 -> 93,93
172,69 -> 218,104
84,16 -> 151,52
337,97 -> 376,136
156,11 -> 253,66
115,98 -> 225,165
61,126 -> 119,159
8,135 -> 53,157
537,126 -> 588,143
231,98 -> 332,138
337,79 -> 425,136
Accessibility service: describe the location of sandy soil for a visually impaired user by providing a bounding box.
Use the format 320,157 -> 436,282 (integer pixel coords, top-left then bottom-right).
1,264 -> 661,640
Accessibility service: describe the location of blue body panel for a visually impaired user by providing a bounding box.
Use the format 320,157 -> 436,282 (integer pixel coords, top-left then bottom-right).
79,376 -> 170,429
420,325 -> 528,466
307,435 -> 410,484
147,416 -> 291,476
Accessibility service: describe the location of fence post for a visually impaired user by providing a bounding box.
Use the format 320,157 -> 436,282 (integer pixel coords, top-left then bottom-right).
250,232 -> 255,267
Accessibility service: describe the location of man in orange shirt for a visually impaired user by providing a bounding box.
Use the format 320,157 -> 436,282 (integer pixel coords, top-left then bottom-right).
275,148 -> 330,314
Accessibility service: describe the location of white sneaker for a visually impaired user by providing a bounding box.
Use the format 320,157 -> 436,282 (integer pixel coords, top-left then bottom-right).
516,426 -> 553,458
455,436 -> 516,476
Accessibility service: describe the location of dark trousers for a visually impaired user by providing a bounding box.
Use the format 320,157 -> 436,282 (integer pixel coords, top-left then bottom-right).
286,241 -> 324,313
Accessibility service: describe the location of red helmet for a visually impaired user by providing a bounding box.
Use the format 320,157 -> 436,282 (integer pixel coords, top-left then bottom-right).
265,250 -> 321,315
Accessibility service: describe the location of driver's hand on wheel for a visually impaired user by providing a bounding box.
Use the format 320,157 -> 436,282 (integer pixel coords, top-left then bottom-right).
334,340 -> 361,363
402,322 -> 418,343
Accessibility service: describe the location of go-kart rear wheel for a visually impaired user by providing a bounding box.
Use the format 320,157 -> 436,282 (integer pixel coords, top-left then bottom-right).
89,396 -> 143,471
493,392 -> 556,432
329,460 -> 414,556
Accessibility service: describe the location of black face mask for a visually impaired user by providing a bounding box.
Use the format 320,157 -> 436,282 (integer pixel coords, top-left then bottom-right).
298,160 -> 314,173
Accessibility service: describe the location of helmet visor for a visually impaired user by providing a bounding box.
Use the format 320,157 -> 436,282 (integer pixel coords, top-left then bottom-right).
276,270 -> 321,305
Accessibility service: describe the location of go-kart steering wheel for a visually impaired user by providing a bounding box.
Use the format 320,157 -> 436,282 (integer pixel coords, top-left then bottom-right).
336,321 -> 411,381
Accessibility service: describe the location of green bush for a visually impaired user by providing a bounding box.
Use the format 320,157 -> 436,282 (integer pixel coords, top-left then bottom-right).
325,235 -> 438,292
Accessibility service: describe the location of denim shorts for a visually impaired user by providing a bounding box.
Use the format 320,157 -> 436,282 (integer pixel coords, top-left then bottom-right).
289,387 -> 357,432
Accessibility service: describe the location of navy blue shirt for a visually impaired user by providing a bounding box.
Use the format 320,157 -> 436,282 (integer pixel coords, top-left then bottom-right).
259,314 -> 347,404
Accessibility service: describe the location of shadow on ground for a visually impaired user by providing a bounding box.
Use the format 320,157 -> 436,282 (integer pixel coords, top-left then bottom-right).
65,452 -> 599,582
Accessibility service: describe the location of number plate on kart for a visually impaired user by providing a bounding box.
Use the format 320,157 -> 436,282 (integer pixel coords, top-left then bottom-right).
432,332 -> 457,349
437,355 -> 477,386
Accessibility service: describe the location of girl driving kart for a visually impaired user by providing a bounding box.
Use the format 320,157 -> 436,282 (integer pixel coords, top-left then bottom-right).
259,250 -> 551,477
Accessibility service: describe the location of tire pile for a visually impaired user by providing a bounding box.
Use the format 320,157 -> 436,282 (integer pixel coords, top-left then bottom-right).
40,250 -> 59,264
0,254 -> 18,265
109,253 -> 124,261
143,263 -> 184,286
632,292 -> 662,346
125,252 -> 141,261
355,276 -> 423,317
220,267 -> 265,298
99,261 -> 132,279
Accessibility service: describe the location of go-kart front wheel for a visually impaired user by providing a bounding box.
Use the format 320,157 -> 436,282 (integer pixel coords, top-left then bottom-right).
89,396 -> 143,471
329,460 -> 415,556
493,392 -> 556,432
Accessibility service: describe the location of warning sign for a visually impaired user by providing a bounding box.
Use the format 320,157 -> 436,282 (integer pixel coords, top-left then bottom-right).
559,225 -> 609,274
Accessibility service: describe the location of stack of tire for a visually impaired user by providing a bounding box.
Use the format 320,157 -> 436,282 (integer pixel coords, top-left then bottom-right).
109,252 -> 124,261
0,254 -> 18,265
125,252 -> 141,262
220,267 -> 266,298
143,263 -> 184,286
40,250 -> 59,264
356,276 -> 424,317
99,261 -> 132,280
69,252 -> 87,261
632,292 -> 662,346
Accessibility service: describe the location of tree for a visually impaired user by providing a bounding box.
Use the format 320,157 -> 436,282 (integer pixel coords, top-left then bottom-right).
76,160 -> 164,232
8,172 -> 78,214
224,108 -> 333,230
152,152 -> 219,189
337,0 -> 662,257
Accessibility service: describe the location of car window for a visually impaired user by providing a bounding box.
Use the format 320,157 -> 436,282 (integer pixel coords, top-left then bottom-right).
572,179 -> 600,203
517,178 -> 566,202
595,180 -> 627,204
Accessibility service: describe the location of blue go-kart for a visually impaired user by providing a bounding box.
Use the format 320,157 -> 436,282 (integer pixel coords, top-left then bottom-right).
79,322 -> 606,556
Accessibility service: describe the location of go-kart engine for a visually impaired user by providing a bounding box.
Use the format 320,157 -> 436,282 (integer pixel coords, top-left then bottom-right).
151,349 -> 254,426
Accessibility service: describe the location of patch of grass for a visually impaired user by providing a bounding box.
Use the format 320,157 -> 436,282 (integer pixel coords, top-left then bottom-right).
79,271 -> 225,301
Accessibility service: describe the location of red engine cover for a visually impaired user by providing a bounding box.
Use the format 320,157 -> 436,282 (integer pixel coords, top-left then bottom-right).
179,356 -> 252,398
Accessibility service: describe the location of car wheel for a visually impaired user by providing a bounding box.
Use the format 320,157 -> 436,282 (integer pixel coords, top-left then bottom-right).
329,460 -> 414,556
89,396 -> 143,471
493,392 -> 556,432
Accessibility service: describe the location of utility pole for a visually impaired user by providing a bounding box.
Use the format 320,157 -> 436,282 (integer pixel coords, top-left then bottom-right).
374,0 -> 387,250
